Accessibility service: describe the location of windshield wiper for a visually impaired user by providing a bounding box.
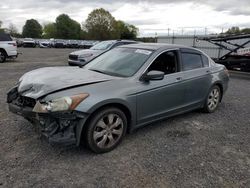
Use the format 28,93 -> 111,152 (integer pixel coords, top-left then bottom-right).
89,69 -> 125,77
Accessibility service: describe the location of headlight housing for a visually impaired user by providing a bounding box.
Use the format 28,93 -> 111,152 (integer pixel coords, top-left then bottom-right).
33,93 -> 89,113
78,53 -> 93,59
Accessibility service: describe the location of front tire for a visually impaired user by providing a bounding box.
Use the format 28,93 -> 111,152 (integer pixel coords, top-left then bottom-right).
85,107 -> 127,153
203,85 -> 221,113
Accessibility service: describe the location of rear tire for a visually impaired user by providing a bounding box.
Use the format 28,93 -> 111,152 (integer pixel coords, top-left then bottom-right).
203,85 -> 221,113
85,107 -> 127,153
0,50 -> 7,63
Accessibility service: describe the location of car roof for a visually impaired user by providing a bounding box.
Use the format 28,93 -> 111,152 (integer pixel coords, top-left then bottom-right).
102,40 -> 137,43
120,43 -> 194,51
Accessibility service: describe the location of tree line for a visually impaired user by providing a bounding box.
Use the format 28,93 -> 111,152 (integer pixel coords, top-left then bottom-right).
224,26 -> 250,35
0,8 -> 138,40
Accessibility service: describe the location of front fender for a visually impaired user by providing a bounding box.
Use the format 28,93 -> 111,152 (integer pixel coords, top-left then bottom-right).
75,97 -> 136,146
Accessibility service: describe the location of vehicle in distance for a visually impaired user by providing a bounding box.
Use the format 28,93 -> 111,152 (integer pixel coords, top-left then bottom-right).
39,40 -> 51,48
0,33 -> 18,63
7,43 -> 229,153
23,38 -> 36,48
68,40 -> 138,66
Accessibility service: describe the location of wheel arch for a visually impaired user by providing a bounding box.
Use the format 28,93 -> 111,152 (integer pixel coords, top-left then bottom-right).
0,48 -> 8,55
213,82 -> 224,102
76,101 -> 133,146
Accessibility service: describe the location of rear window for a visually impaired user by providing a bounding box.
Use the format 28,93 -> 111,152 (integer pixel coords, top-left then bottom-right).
182,53 -> 203,71
0,33 -> 12,41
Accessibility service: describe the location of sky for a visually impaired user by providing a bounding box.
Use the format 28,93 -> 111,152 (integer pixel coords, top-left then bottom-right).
1,0 -> 250,37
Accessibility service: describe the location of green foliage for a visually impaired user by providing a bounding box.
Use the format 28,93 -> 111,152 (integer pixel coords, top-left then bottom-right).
225,26 -> 250,35
115,20 -> 138,39
55,14 -> 81,39
137,37 -> 157,43
84,9 -> 138,40
85,8 -> 117,40
22,19 -> 43,38
2,8 -> 139,40
241,28 -> 250,34
43,23 -> 57,38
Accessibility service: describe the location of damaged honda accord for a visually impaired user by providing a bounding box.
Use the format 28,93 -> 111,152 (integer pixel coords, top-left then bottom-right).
7,43 -> 229,153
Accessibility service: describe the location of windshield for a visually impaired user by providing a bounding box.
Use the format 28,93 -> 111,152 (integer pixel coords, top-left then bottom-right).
90,41 -> 115,50
85,47 -> 153,77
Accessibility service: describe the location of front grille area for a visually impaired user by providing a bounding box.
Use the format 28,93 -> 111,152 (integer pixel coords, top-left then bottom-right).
69,54 -> 78,60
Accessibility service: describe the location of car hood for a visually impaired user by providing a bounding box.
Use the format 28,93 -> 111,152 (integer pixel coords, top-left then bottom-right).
71,49 -> 104,56
18,67 -> 116,99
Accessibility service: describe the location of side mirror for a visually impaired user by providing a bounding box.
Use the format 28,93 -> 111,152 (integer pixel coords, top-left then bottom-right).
141,70 -> 165,81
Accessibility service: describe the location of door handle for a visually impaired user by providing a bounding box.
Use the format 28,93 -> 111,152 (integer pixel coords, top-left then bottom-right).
206,70 -> 211,73
176,77 -> 182,81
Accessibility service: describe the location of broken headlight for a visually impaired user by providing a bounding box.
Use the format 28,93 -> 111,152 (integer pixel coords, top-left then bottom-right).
33,93 -> 89,113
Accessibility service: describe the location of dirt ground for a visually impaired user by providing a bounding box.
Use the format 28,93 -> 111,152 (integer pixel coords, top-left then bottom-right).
0,48 -> 250,188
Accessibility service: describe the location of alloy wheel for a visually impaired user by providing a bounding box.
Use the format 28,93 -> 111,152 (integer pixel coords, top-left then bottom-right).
93,113 -> 124,149
207,88 -> 220,111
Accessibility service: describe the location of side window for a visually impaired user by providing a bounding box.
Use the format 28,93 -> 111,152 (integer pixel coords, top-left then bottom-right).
182,53 -> 203,71
201,54 -> 209,67
148,51 -> 178,75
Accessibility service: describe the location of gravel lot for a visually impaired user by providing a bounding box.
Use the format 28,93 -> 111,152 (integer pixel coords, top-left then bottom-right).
0,48 -> 250,188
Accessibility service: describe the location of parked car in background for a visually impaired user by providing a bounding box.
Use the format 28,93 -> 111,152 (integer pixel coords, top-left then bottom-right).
79,40 -> 99,49
68,40 -> 138,66
7,43 -> 229,153
66,40 -> 80,48
23,38 -> 36,48
39,40 -> 51,48
53,40 -> 65,48
0,33 -> 18,63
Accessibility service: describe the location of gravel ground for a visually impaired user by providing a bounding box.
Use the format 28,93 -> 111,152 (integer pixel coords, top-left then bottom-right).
0,48 -> 250,188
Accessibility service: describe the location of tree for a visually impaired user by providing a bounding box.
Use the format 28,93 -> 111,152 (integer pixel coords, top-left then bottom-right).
43,23 -> 57,38
55,14 -> 81,39
241,28 -> 250,34
7,23 -> 21,37
225,27 -> 241,35
0,20 -> 4,33
115,20 -> 138,39
22,19 -> 43,38
85,8 -> 117,40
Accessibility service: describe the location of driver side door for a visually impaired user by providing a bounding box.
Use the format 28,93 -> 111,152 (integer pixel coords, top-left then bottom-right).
136,50 -> 186,125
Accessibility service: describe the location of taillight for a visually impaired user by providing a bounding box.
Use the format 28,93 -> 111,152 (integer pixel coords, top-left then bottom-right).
8,42 -> 16,46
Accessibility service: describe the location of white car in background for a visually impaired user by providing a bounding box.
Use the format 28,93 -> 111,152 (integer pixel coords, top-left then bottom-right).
0,33 -> 18,63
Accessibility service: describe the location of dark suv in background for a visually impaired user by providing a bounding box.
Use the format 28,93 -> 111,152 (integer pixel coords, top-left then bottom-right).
68,40 -> 138,66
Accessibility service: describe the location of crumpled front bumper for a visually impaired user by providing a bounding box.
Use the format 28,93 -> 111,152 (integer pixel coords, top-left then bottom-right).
7,87 -> 88,146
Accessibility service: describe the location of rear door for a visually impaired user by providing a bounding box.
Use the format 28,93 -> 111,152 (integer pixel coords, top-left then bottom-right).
180,48 -> 212,107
